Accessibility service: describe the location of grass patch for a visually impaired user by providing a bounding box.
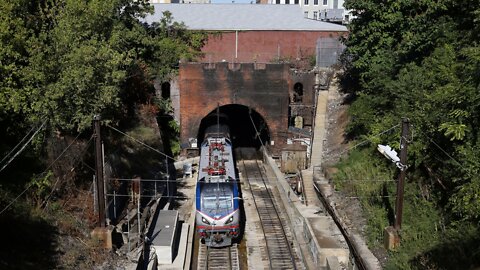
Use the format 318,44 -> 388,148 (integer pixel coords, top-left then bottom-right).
331,147 -> 479,269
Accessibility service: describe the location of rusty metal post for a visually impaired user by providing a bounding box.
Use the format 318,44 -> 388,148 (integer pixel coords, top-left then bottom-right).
394,118 -> 409,230
94,115 -> 106,227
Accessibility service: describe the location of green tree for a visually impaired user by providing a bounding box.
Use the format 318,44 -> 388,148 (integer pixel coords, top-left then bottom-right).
0,0 -> 206,133
340,0 -> 480,267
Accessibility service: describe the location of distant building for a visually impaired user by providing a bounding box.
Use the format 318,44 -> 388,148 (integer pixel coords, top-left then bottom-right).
148,0 -> 352,23
144,4 -> 347,63
149,0 -> 211,3
265,0 -> 352,24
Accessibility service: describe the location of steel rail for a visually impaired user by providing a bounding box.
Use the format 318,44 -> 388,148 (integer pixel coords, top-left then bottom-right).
198,243 -> 239,270
239,154 -> 297,270
252,159 -> 298,270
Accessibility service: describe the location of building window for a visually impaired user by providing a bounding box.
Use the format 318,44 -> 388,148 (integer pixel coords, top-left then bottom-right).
161,82 -> 171,99
304,0 -> 308,5
276,0 -> 280,3
313,11 -> 318,20
323,0 -> 327,5
304,11 -> 308,17
294,0 -> 299,3
286,0 -> 290,3
314,0 -> 318,5
293,83 -> 304,103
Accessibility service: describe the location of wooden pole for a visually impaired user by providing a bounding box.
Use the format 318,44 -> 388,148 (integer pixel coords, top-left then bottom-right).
394,118 -> 409,230
94,115 -> 106,227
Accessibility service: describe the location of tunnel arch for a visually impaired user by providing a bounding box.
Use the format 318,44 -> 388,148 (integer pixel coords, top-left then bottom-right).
293,82 -> 303,103
197,104 -> 270,150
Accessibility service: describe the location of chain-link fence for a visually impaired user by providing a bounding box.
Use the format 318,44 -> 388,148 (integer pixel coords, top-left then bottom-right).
316,37 -> 345,68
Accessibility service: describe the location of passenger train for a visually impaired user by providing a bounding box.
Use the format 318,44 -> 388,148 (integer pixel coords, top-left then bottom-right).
195,120 -> 240,247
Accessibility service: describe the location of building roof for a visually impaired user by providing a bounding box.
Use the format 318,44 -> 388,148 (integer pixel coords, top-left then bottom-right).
143,4 -> 348,31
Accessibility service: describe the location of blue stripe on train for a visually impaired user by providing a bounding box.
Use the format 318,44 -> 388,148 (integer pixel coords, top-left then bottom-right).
196,184 -> 201,210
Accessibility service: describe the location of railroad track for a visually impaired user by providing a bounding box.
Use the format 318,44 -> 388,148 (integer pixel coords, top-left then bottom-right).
197,243 -> 240,270
240,157 -> 298,270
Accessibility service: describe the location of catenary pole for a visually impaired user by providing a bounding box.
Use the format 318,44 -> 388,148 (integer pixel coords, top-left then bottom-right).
394,118 -> 409,230
94,115 -> 106,227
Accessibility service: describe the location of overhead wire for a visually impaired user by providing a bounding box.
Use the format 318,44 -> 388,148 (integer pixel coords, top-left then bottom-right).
426,136 -> 462,167
0,123 -> 39,165
322,123 -> 400,163
110,176 -> 400,184
247,109 -> 268,155
0,131 -> 85,215
0,120 -> 48,173
106,124 -> 178,162
42,134 -> 93,211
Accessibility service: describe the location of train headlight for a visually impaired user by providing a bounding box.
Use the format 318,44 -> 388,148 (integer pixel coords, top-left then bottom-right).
225,216 -> 234,225
201,217 -> 210,225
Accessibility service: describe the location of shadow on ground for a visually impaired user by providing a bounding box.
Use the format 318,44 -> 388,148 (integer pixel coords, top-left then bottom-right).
410,233 -> 480,270
0,209 -> 59,270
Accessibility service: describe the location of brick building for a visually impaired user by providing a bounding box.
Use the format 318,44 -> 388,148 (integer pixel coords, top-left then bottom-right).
145,4 -> 347,63
144,4 -> 347,154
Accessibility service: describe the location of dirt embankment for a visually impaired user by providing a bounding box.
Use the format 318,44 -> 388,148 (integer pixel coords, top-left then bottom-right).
321,75 -> 388,267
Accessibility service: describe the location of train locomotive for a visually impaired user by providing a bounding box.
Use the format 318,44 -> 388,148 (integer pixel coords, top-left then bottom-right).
195,121 -> 240,247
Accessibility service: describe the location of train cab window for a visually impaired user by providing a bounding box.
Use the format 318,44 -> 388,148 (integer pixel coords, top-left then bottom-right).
202,195 -> 233,210
218,195 -> 233,209
203,196 -> 217,209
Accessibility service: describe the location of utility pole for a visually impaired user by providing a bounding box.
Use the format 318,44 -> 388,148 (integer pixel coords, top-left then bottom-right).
94,115 -> 106,227
394,118 -> 410,230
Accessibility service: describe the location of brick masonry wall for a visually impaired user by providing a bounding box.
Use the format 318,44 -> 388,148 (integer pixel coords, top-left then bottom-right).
179,62 -> 292,154
201,30 -> 344,63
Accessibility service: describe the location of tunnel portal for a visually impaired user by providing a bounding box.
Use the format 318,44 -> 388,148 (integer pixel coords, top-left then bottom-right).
198,105 -> 270,150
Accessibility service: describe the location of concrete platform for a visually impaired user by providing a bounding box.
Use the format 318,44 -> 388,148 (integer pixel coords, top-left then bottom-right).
157,223 -> 190,270
262,74 -> 381,269
150,210 -> 179,265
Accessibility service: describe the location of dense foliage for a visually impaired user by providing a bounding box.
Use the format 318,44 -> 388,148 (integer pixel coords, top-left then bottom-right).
337,0 -> 480,268
0,1 -> 205,268
343,0 -> 480,223
0,0 -> 205,133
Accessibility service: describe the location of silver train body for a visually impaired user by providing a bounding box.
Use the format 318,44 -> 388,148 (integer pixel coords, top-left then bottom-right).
195,124 -> 240,247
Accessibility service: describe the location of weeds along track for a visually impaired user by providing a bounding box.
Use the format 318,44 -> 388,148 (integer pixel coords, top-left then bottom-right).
197,243 -> 240,270
239,157 -> 298,270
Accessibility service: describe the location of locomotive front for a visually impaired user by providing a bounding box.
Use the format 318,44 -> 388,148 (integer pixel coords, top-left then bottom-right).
196,182 -> 240,247
195,121 -> 240,247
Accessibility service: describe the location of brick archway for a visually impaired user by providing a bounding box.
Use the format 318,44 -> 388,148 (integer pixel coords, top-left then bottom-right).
197,104 -> 271,149
179,62 -> 290,154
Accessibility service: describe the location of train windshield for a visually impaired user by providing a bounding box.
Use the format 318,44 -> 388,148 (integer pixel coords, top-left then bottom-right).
201,183 -> 234,215
202,195 -> 232,210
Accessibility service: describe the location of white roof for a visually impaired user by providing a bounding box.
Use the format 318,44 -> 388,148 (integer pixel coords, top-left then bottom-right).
143,4 -> 348,31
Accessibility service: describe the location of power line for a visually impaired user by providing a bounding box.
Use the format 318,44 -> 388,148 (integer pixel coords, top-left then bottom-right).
343,195 -> 397,199
427,137 -> 462,167
106,124 -> 178,162
0,131 -> 85,216
248,109 -> 268,155
105,193 -> 192,200
0,123 -> 38,164
322,124 -> 400,163
332,179 -> 396,182
412,127 -> 463,167
42,134 -> 93,211
0,120 -> 47,173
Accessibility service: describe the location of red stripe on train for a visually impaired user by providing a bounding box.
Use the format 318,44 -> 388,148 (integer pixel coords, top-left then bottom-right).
196,225 -> 239,230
